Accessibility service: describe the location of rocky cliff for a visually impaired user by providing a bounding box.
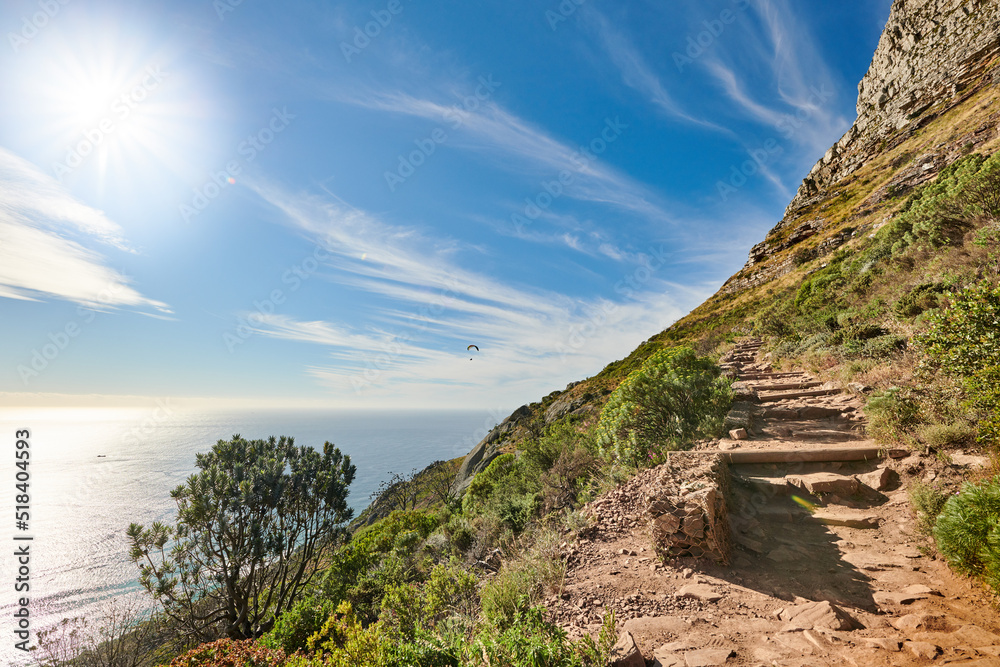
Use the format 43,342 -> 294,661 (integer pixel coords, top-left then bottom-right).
721,0 -> 1000,294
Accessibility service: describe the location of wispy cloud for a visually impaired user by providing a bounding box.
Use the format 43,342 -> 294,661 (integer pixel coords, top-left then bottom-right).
699,0 -> 849,156
246,183 -> 706,405
0,147 -> 170,313
585,9 -> 730,134
334,88 -> 673,223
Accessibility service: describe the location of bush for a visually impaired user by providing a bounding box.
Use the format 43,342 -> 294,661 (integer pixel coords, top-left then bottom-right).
934,477 -> 1000,591
917,422 -> 975,449
263,596 -> 337,655
462,454 -> 517,514
909,481 -> 949,536
596,346 -> 732,466
864,388 -> 920,444
918,283 -> 1000,447
168,639 -> 287,667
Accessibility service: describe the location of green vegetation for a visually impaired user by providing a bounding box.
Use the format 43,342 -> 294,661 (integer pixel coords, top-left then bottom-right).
934,477 -> 1000,591
596,347 -> 732,465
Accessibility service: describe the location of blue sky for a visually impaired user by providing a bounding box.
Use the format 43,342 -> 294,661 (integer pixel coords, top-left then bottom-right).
0,0 -> 891,410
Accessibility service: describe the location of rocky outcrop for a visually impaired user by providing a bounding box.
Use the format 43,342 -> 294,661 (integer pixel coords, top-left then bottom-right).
787,0 -> 1000,214
451,404 -> 533,494
723,0 -> 1000,290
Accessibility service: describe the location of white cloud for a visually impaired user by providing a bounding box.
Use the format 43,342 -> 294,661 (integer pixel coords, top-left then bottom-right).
585,9 -> 730,134
0,147 -> 170,313
246,184 -> 708,406
336,88 -> 673,223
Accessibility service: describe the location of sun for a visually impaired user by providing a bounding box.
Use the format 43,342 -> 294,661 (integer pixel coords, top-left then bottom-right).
11,18 -> 207,192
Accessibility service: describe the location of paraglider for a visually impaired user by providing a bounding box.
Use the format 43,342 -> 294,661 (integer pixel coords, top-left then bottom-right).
467,344 -> 479,360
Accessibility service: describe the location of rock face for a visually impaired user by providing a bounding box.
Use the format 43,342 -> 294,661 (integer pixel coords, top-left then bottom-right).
789,0 -> 1000,213
723,0 -> 1000,294
451,404 -> 532,494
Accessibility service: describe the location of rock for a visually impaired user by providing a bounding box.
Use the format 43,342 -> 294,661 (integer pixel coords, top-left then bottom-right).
951,452 -> 989,469
623,616 -> 692,637
892,613 -> 955,634
811,509 -> 880,529
677,584 -> 722,603
728,428 -> 748,440
766,545 -> 802,562
787,472 -> 860,496
683,648 -> 734,666
779,600 -> 856,631
451,405 -> 531,493
848,382 -> 872,394
874,584 -> 939,607
863,638 -> 902,651
609,630 -> 645,667
859,467 -> 896,491
904,641 -> 940,660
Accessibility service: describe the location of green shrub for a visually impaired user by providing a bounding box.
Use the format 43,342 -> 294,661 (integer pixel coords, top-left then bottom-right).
168,639 -> 287,667
918,282 -> 1000,447
473,606 -> 601,667
596,346 -> 732,466
422,561 -> 478,623
909,481 -> 949,536
463,454 -> 517,513
933,477 -> 1000,591
263,596 -> 337,655
443,514 -> 475,553
864,388 -> 920,444
917,422 -> 975,449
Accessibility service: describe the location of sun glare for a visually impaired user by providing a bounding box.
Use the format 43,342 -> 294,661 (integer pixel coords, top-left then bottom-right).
13,17 -> 209,194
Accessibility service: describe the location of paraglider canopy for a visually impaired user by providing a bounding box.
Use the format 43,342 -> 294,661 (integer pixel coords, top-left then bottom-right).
467,344 -> 479,360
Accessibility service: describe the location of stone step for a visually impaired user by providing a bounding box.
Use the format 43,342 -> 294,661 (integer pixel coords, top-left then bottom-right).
762,405 -> 848,420
738,372 -> 806,380
745,381 -> 824,392
758,388 -> 843,402
713,447 -> 907,464
734,475 -> 792,495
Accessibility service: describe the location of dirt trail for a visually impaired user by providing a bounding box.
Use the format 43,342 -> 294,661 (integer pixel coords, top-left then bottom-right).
543,339 -> 999,666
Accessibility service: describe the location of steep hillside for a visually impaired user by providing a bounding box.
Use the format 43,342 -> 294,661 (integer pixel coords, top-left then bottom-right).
452,0 -> 1000,491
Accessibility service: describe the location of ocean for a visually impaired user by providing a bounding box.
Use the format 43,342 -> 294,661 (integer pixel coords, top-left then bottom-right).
0,406 -> 499,665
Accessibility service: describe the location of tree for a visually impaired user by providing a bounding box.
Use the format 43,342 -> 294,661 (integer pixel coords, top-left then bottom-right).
127,435 -> 356,641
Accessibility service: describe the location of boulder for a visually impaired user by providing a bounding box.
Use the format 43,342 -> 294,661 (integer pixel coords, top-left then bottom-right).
451,405 -> 532,494
859,467 -> 896,491
609,630 -> 645,667
779,600 -> 856,631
